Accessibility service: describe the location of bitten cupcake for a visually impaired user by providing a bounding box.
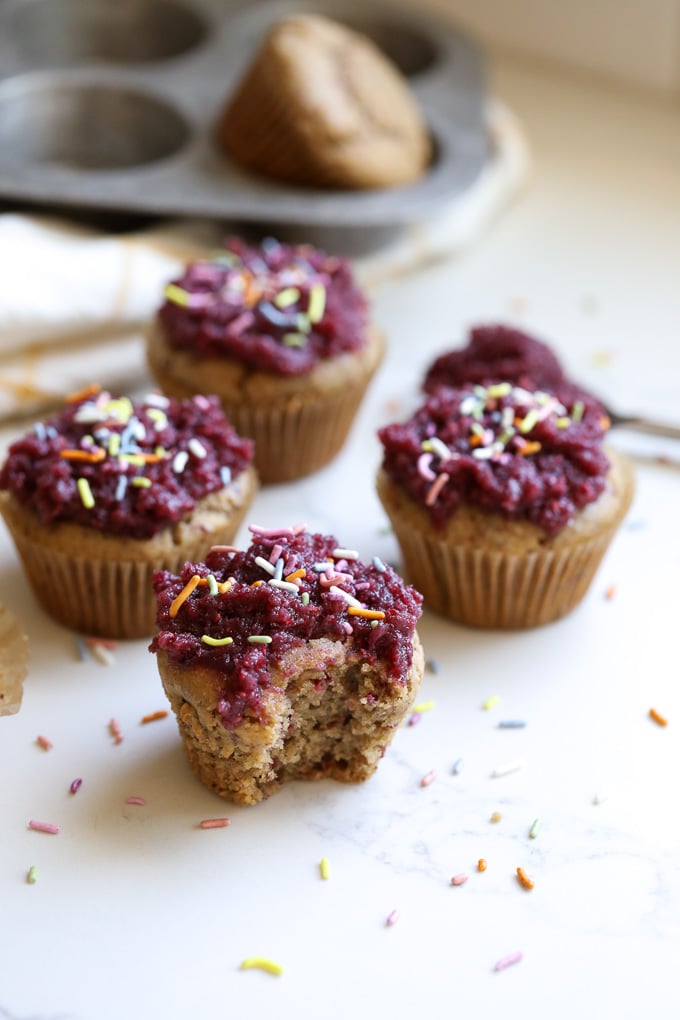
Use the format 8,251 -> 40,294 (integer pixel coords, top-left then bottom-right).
216,13 -> 432,190
147,236 -> 384,483
150,523 -> 424,805
0,386 -> 257,638
377,383 -> 635,629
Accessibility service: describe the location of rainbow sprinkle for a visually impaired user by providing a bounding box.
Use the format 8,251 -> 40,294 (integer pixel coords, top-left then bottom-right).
240,958 -> 283,977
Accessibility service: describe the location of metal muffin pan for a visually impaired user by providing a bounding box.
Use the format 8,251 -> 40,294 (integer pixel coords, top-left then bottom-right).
0,0 -> 488,247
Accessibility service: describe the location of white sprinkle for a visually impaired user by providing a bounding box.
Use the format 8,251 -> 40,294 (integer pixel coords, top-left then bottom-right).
332,548 -> 359,560
115,476 -> 128,502
452,758 -> 464,775
372,556 -> 386,572
592,791 -> 608,805
173,451 -> 189,473
220,466 -> 232,486
74,405 -> 105,424
143,393 -> 170,408
269,579 -> 299,594
254,556 -> 276,576
188,438 -> 207,459
491,759 -> 527,778
91,643 -> 115,667
328,585 -> 362,608
424,436 -> 451,461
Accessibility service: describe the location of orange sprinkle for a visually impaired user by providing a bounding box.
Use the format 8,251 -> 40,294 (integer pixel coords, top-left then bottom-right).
285,568 -> 306,583
36,735 -> 53,751
518,440 -> 542,456
468,433 -> 484,448
516,866 -> 534,890
59,448 -> 106,463
199,817 -> 231,829
66,383 -> 102,404
250,580 -> 264,588
135,452 -> 166,464
217,579 -> 234,594
347,607 -> 386,620
140,710 -> 168,725
600,415 -> 611,430
649,707 -> 668,727
605,584 -> 616,600
169,575 -> 201,618
478,858 -> 487,872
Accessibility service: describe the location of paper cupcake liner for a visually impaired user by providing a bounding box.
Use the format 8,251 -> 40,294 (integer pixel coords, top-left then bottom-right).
221,387 -> 371,483
379,453 -> 635,629
389,523 -> 622,628
149,362 -> 377,484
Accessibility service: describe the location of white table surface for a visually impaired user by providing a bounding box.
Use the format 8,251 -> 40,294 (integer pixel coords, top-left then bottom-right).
2,57 -> 680,1020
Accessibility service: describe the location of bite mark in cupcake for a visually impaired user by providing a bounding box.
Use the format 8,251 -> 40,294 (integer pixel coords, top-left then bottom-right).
150,524 -> 424,804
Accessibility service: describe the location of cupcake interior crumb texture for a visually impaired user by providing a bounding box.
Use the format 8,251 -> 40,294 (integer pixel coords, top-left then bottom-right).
159,634 -> 423,805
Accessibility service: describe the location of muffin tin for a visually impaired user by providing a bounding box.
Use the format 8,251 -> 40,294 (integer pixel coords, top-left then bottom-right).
0,0 -> 488,249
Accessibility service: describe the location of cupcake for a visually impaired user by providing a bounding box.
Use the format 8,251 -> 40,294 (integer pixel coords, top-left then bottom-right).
150,523 -> 424,805
0,387 -> 257,639
216,13 -> 431,190
377,383 -> 635,629
0,602 -> 29,717
147,236 -> 384,483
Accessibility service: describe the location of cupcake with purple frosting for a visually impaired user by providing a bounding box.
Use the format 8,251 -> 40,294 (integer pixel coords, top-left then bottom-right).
147,236 -> 384,483
377,380 -> 634,629
0,386 -> 257,638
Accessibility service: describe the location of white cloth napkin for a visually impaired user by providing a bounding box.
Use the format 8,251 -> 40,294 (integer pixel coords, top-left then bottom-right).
0,102 -> 529,423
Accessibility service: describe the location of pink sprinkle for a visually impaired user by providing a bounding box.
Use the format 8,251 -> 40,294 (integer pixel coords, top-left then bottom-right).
355,581 -> 371,590
125,796 -> 146,806
36,735 -> 53,751
269,543 -> 284,564
86,636 -> 118,650
193,394 -> 212,408
341,621 -> 354,635
109,718 -> 123,745
209,545 -> 240,553
69,778 -> 82,795
450,873 -> 469,886
248,524 -> 294,538
417,452 -> 436,481
420,769 -> 437,787
292,522 -> 308,535
425,472 -> 450,507
199,817 -> 231,829
386,909 -> 400,927
494,951 -> 524,972
407,712 -> 422,727
29,819 -> 60,835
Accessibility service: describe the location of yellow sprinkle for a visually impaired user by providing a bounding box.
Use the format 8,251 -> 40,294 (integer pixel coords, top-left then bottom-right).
411,700 -> 435,714
164,283 -> 191,307
490,811 -> 502,824
240,957 -> 283,976
169,575 -> 201,618
76,477 -> 95,509
201,635 -> 234,647
482,695 -> 500,710
284,568 -> 306,583
320,857 -> 331,880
